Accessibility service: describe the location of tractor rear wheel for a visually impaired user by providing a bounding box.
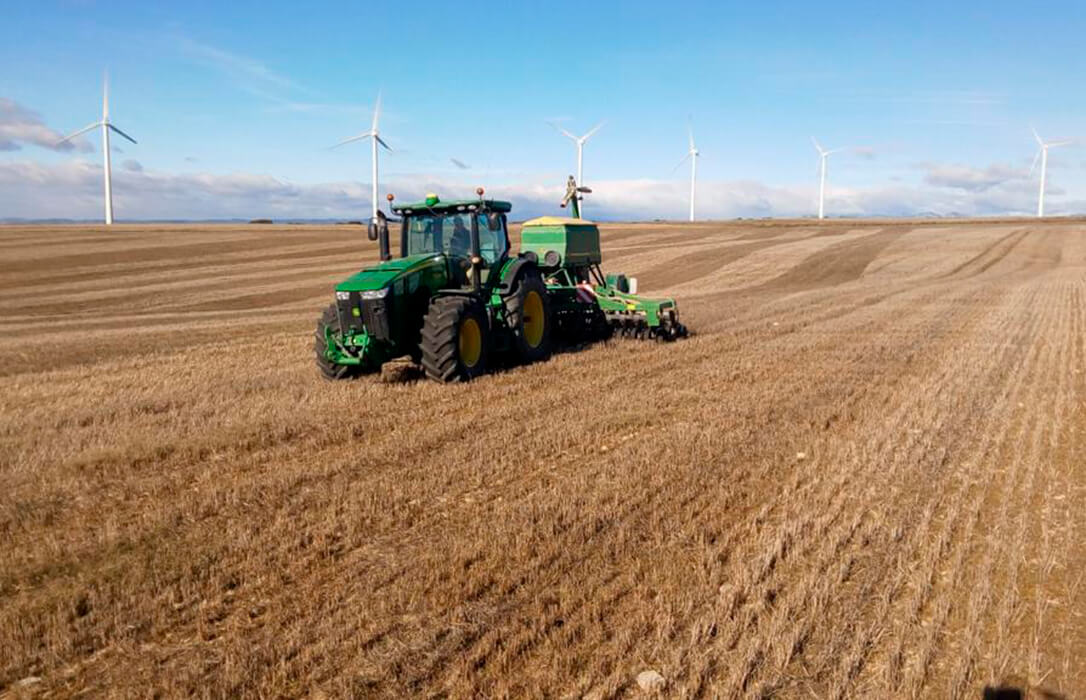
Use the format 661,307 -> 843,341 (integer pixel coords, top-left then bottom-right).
420,297 -> 490,382
314,304 -> 364,380
505,271 -> 552,363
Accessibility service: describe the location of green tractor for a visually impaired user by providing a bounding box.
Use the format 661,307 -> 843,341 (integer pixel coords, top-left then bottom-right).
314,179 -> 687,382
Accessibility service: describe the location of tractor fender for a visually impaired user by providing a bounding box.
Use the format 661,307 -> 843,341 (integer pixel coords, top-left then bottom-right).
496,256 -> 540,296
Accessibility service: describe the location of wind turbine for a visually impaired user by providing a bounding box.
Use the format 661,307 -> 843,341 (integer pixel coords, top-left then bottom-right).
58,72 -> 138,225
812,138 -> 844,221
674,125 -> 699,222
549,120 -> 604,214
1030,128 -> 1073,218
332,91 -> 391,220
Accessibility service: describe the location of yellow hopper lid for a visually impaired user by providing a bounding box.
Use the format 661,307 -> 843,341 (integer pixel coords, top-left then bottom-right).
522,216 -> 596,226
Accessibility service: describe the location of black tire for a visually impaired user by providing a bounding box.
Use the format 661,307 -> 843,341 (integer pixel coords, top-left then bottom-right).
504,270 -> 552,363
420,296 -> 490,382
314,304 -> 365,380
589,305 -> 613,342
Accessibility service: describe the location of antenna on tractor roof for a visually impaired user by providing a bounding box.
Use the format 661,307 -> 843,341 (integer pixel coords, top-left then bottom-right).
560,175 -> 592,219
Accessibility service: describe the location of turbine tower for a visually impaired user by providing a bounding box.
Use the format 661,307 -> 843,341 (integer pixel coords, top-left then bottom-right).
58,73 -> 138,225
549,121 -> 604,215
675,126 -> 700,222
333,91 -> 391,220
813,138 -> 844,221
1031,128 -> 1072,218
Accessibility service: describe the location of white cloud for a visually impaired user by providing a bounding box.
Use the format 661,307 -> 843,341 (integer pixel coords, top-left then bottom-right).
174,36 -> 371,117
176,36 -> 298,94
0,98 -> 94,153
840,89 -> 1007,107
263,101 -> 373,116
122,159 -> 143,172
0,159 -> 1080,221
921,162 -> 1027,192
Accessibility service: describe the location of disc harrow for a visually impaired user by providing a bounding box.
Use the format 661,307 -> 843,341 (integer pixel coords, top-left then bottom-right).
606,310 -> 689,341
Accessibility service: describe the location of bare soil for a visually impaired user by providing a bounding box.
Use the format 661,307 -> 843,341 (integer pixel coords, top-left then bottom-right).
1,219 -> 1084,698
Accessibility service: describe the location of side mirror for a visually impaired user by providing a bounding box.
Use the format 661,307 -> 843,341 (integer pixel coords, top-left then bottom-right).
370,214 -> 392,261
487,212 -> 503,231
368,216 -> 388,242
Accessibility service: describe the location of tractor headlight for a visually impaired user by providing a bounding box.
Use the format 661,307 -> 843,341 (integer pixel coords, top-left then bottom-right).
361,288 -> 390,300
335,291 -> 350,301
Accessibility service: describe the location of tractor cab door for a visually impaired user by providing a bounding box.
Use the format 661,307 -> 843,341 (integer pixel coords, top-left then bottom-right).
476,212 -> 509,284
441,213 -> 475,288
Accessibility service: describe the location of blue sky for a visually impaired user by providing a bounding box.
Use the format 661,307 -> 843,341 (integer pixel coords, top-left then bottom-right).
2,0 -> 1086,220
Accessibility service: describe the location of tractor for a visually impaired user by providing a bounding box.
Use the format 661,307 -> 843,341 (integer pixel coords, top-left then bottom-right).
314,179 -> 687,382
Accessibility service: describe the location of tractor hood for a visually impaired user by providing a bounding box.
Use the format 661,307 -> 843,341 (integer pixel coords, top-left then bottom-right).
335,253 -> 447,293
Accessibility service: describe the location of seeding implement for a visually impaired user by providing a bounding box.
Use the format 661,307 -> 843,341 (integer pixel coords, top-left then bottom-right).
315,179 -> 687,382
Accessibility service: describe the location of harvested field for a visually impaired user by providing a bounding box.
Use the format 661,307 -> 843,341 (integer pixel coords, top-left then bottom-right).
1,219 -> 1084,698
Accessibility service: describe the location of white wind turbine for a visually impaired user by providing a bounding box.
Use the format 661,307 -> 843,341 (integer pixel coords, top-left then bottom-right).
1030,127 -> 1073,218
549,120 -> 604,215
58,73 -> 138,225
812,138 -> 845,221
332,91 -> 391,220
674,125 -> 699,222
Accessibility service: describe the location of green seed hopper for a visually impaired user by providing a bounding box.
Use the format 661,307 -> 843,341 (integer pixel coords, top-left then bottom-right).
520,178 -> 688,341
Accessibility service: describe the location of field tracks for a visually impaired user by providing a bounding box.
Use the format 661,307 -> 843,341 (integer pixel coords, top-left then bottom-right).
1,220 -> 1085,697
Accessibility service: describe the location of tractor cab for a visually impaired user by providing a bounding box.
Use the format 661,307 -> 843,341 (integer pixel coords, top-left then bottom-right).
384,192 -> 512,288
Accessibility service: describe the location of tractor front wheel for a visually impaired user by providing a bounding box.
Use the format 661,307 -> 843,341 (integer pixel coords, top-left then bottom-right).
420,297 -> 491,382
314,304 -> 365,380
505,271 -> 552,364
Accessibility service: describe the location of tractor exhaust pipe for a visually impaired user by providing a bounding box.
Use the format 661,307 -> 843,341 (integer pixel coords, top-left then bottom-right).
378,224 -> 390,261
370,202 -> 392,262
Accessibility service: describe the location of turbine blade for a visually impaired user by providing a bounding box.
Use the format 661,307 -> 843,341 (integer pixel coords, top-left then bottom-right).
371,90 -> 382,132
812,136 -> 826,155
108,124 -> 137,145
1031,126 -> 1043,146
330,131 -> 374,149
103,71 -> 109,120
547,120 -> 577,141
1028,148 -> 1041,177
374,134 -> 392,151
450,157 -> 470,170
581,121 -> 605,142
58,121 -> 101,145
1048,139 -> 1074,148
688,125 -> 696,151
672,152 -> 692,173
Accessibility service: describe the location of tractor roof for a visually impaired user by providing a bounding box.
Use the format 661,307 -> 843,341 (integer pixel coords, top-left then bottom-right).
392,198 -> 512,215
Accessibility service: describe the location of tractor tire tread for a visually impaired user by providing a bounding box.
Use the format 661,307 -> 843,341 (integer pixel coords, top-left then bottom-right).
505,269 -> 553,364
419,296 -> 489,383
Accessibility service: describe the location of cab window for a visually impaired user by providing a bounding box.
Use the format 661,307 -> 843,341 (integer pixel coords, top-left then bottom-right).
477,212 -> 508,264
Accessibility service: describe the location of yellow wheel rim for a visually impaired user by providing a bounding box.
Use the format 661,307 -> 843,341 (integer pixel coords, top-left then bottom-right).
458,317 -> 483,368
523,290 -> 545,348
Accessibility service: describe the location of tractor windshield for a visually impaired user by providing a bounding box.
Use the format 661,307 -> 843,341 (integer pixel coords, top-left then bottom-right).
405,213 -> 472,259
404,212 -> 508,264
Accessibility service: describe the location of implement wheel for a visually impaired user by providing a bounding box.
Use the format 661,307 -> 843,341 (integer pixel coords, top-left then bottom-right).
420,296 -> 490,382
314,304 -> 365,380
505,271 -> 552,364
